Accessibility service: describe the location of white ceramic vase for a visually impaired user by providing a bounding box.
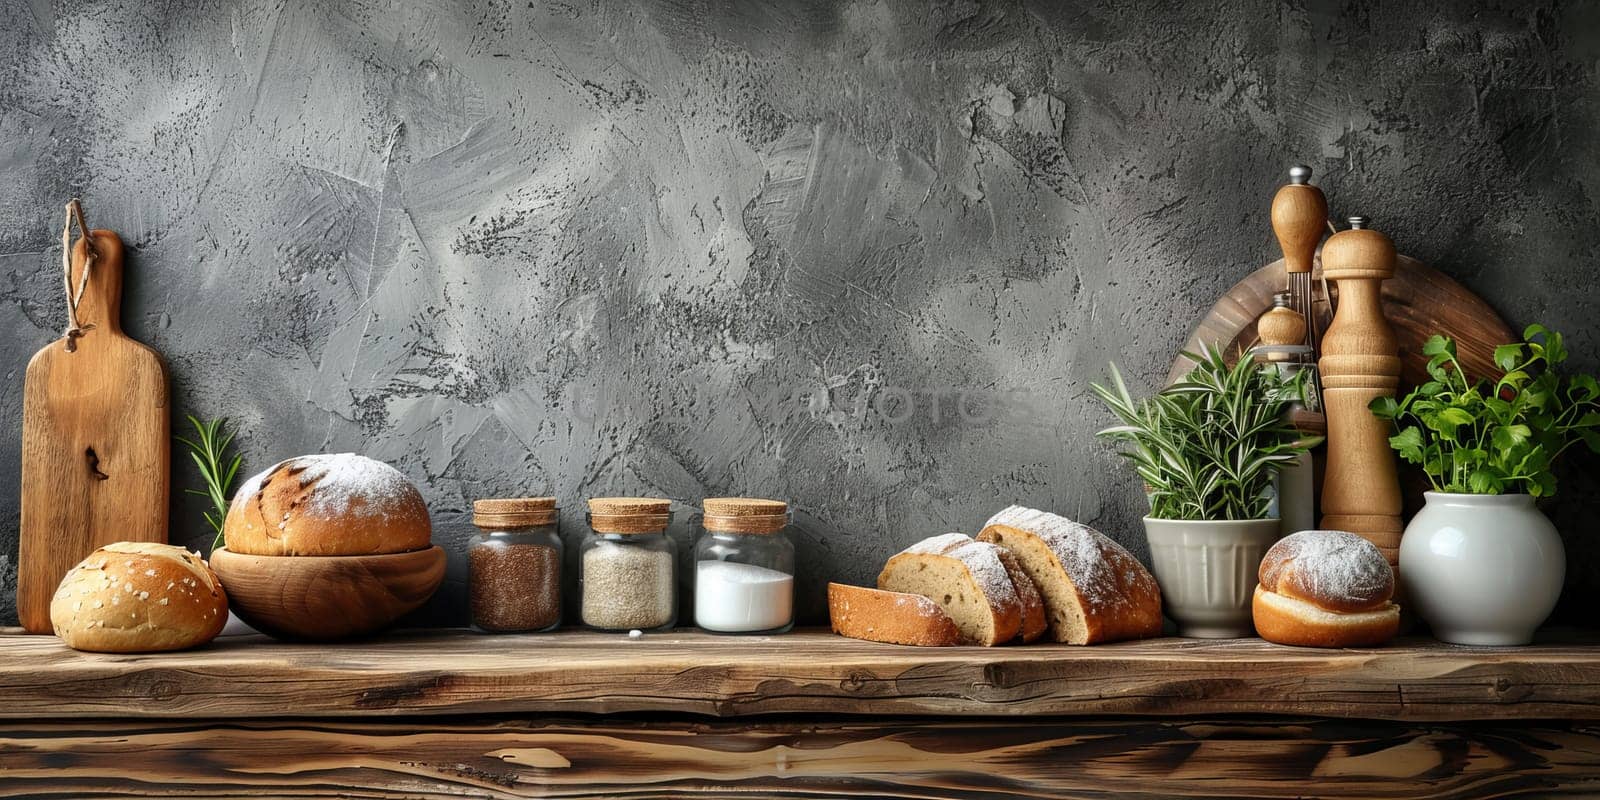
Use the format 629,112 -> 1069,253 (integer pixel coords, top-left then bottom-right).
1143,518 -> 1282,638
1400,492 -> 1564,646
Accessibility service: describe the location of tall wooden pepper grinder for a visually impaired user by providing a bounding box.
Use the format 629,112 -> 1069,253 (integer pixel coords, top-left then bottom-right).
1318,216 -> 1403,564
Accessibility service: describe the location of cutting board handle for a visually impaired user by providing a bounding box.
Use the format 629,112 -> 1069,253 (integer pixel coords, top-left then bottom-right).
64,229 -> 125,340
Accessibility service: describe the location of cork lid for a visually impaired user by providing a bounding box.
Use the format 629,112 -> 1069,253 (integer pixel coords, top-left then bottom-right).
702,497 -> 788,534
587,497 -> 671,534
588,497 -> 671,515
473,497 -> 558,529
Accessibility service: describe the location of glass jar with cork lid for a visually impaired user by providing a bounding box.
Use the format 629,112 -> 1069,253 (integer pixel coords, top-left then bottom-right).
693,497 -> 795,634
579,497 -> 676,632
469,497 -> 563,633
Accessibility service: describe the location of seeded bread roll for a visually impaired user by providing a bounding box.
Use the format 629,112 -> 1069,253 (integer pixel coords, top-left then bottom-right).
877,533 -> 1022,646
50,542 -> 228,653
224,454 -> 431,556
1253,530 -> 1400,648
978,506 -> 1163,645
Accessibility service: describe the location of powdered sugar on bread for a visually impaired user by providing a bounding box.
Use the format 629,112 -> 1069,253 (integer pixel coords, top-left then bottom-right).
977,505 -> 1163,645
898,534 -> 1019,610
224,453 -> 431,557
1260,530 -> 1393,611
235,454 -> 416,521
878,533 -> 1023,646
903,532 -> 975,556
982,506 -> 1131,608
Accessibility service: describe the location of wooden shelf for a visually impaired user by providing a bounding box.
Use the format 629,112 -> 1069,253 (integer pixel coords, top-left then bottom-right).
3,627 -> 1598,722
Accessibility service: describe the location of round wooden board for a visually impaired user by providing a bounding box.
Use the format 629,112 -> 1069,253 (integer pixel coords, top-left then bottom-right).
1167,256 -> 1517,388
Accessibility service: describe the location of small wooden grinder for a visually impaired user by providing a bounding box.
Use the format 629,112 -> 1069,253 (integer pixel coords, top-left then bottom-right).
1270,165 -> 1328,354
17,201 -> 170,633
1318,217 -> 1403,564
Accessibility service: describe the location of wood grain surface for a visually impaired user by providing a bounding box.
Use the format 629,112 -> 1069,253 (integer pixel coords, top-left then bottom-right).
18,230 -> 169,633
2,628 -> 1599,722
208,546 -> 446,640
1318,225 -> 1405,548
2,715 -> 1597,798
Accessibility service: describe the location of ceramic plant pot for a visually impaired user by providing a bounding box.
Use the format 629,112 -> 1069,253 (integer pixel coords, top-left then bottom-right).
1400,492 -> 1564,646
1143,518 -> 1282,638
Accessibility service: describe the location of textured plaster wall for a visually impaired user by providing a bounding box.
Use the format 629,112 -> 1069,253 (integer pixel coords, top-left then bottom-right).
2,0 -> 1598,626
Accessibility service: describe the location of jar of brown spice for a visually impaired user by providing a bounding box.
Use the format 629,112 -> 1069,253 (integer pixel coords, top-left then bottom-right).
469,497 -> 563,633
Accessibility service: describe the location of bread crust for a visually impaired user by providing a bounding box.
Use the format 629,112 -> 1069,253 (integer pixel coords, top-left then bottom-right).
978,507 -> 1163,645
828,583 -> 961,646
1252,586 -> 1399,648
224,454 -> 431,557
50,543 -> 227,653
877,534 -> 1022,646
1258,530 -> 1393,613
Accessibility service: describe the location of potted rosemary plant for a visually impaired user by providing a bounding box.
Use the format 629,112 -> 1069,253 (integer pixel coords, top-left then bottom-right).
1371,326 -> 1600,645
1093,345 -> 1318,638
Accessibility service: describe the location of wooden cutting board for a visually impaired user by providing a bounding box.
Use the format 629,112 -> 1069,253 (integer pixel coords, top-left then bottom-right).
18,229 -> 169,633
1167,255 -> 1516,388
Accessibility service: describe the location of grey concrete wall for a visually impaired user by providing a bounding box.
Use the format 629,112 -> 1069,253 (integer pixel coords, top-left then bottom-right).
3,0 -> 1598,627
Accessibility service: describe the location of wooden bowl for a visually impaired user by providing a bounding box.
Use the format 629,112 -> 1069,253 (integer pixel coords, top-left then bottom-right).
209,546 -> 446,641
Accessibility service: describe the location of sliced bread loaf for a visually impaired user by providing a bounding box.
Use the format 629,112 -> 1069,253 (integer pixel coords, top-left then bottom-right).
828,583 -> 962,646
996,547 -> 1048,643
877,533 -> 1021,646
978,506 -> 1163,645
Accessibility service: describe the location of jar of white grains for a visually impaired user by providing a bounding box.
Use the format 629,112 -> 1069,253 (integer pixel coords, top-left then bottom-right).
693,497 -> 794,634
579,497 -> 676,632
469,497 -> 563,633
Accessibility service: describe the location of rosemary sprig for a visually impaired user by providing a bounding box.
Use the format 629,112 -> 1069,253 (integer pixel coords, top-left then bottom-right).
175,415 -> 243,552
1091,344 -> 1320,521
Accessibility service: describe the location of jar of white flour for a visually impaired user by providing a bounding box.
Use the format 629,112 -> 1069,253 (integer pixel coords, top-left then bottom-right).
692,498 -> 795,634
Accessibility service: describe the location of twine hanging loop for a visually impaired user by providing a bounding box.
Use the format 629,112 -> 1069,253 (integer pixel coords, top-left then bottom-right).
60,199 -> 97,352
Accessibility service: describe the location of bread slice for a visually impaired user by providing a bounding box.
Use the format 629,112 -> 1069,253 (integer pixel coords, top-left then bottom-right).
995,547 -> 1048,643
828,583 -> 961,646
978,506 -> 1162,645
876,533 -> 1021,646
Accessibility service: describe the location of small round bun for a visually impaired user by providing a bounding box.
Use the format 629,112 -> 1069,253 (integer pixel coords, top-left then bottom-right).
51,542 -> 228,653
224,454 -> 431,557
1259,530 -> 1393,612
1255,530 -> 1399,648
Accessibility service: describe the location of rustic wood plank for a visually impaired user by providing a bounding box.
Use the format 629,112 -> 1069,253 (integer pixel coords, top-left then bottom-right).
2,716 -> 1598,798
2,629 -> 1599,722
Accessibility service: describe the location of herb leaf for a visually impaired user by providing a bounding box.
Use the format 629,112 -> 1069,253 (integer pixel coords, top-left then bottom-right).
1093,344 -> 1319,521
176,415 -> 244,552
1371,325 -> 1600,497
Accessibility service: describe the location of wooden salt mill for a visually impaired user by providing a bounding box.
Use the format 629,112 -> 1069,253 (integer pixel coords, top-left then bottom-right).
1318,217 -> 1403,563
1271,165 -> 1328,354
1255,293 -> 1319,535
1257,292 -> 1308,361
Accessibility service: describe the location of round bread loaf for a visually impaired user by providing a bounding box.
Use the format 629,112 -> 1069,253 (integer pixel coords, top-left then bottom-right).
1253,530 -> 1399,648
50,542 -> 228,653
224,454 -> 431,556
